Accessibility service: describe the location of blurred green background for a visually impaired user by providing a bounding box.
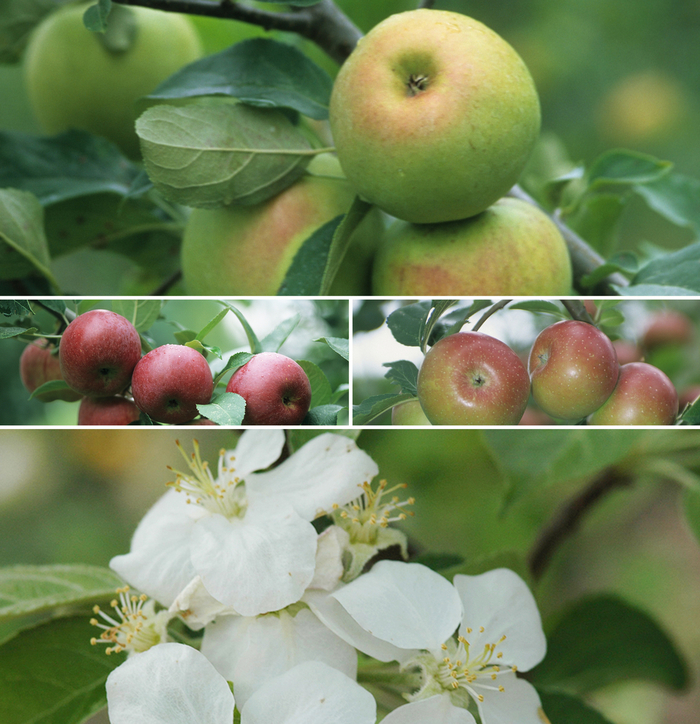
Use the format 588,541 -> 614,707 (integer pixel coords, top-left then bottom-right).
0,298 -> 349,424
0,428 -> 698,723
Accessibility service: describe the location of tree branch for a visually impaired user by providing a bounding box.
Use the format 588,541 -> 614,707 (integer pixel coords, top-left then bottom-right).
528,468 -> 634,581
561,299 -> 595,324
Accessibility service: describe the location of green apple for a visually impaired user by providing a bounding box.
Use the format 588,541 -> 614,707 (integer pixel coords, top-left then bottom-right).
24,2 -> 202,157
329,9 -> 540,223
372,197 -> 572,296
181,153 -> 384,295
391,399 -> 431,426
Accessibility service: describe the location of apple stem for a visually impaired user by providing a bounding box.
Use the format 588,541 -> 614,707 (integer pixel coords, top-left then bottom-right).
471,300 -> 512,333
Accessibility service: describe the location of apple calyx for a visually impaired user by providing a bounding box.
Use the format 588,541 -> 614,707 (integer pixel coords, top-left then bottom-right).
407,73 -> 430,95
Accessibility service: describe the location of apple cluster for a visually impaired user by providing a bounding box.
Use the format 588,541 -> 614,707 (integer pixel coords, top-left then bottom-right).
329,9 -> 573,296
413,321 -> 680,426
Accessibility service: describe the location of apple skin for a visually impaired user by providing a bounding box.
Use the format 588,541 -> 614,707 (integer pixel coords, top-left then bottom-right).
416,332 -> 530,425
182,153 -> 384,295
642,309 -> 694,350
372,197 -> 572,296
20,339 -> 82,402
24,2 -> 202,157
59,310 -> 142,398
329,9 -> 540,224
226,352 -> 312,425
391,399 -> 431,426
78,396 -> 141,425
529,320 -> 619,421
588,362 -> 679,426
131,345 -> 214,425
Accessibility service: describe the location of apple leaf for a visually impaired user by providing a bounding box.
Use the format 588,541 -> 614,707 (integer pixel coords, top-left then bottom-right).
530,595 -> 689,693
0,326 -> 38,340
262,314 -> 301,353
586,148 -> 672,189
386,301 -> 434,347
352,392 -> 416,425
297,360 -> 332,408
383,360 -> 419,397
213,351 -> 255,389
197,392 -> 246,426
0,300 -> 35,316
509,300 -> 568,318
578,252 -> 639,289
0,564 -> 124,622
256,0 -> 322,5
634,170 -> 700,233
537,689 -> 615,724
28,379 -> 74,401
305,404 -> 345,425
314,336 -> 349,361
111,299 -> 162,333
682,487 -> 700,545
437,300 -> 494,339
614,283 -> 699,295
627,241 -> 700,293
136,101 -> 316,209
679,396 -> 700,425
82,0 -> 112,33
0,615 -> 123,724
194,307 -> 230,343
218,302 -> 262,353
146,38 -> 333,120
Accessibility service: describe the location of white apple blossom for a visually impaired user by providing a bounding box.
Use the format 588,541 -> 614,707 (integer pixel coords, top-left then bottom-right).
106,643 -> 376,724
110,430 -> 379,618
307,561 -> 547,724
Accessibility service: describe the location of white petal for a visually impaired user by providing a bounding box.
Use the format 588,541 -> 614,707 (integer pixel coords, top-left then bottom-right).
474,671 -> 543,724
190,509 -> 317,616
381,696 -> 477,724
226,429 -> 286,478
169,576 -> 238,629
304,588 -> 414,663
110,492 -> 198,607
310,526 -> 350,591
332,561 -> 463,652
202,608 -> 357,709
107,643 -> 234,724
241,660 -> 375,724
453,569 -> 546,671
246,433 -> 379,520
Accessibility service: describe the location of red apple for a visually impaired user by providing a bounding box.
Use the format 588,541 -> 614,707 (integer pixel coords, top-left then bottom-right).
588,362 -> 679,425
679,385 -> 700,409
131,344 -> 214,424
642,309 -> 694,349
78,396 -> 141,425
391,399 -> 431,426
528,320 -> 619,421
59,310 -> 142,397
20,338 -> 82,402
226,352 -> 312,425
416,332 -> 530,425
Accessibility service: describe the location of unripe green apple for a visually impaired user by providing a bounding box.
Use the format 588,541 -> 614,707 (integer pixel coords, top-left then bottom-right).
391,399 -> 431,426
181,154 -> 384,295
372,197 -> 572,296
24,2 -> 202,157
588,362 -> 679,426
417,332 -> 530,425
528,320 -> 619,421
329,9 -> 540,223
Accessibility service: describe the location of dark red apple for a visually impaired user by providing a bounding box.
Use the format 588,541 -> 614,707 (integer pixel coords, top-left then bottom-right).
588,362 -> 679,425
59,310 -> 142,397
642,309 -> 693,350
416,332 -> 530,425
226,352 -> 312,425
529,320 -> 619,421
78,396 -> 141,425
131,344 -> 214,424
20,338 -> 82,402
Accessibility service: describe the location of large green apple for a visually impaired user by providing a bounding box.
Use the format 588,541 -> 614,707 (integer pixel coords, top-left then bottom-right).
181,153 -> 384,295
329,9 -> 541,223
24,2 -> 202,157
372,197 -> 572,296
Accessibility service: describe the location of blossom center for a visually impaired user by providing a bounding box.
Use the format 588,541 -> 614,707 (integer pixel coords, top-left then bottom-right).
167,440 -> 247,519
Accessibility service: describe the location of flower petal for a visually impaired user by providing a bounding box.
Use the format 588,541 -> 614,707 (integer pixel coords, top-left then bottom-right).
169,575 -> 238,629
224,429 -> 286,479
246,433 -> 379,520
473,671 -> 544,724
381,696 -> 477,724
453,569 -> 546,671
309,525 -> 350,591
241,660 -> 375,724
190,509 -> 317,616
107,643 -> 234,724
201,608 -> 357,709
331,561 -> 463,653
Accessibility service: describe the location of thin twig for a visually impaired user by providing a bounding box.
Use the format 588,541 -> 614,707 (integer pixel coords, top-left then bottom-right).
561,299 -> 595,324
528,468 -> 634,581
472,299 -> 512,332
149,269 -> 182,296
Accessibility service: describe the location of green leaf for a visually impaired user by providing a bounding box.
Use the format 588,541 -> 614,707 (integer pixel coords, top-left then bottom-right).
0,130 -> 140,205
537,689 -> 615,724
386,301 -> 433,347
679,395 -> 700,426
28,379 -> 74,401
682,487 -> 700,545
0,615 -> 122,724
634,171 -> 700,233
257,0 -> 321,5
383,360 -> 420,396
352,392 -> 415,425
82,0 -> 112,33
420,300 -> 458,352
146,38 -> 333,120
0,0 -> 61,63
261,314 -> 301,353
587,149 -> 672,189
565,194 -> 626,257
136,101 -> 315,209
579,252 -> 639,290
410,553 -> 465,572
214,351 -> 256,388
297,359 -> 332,408
195,307 -> 230,343
614,283 -> 699,296
509,300 -> 568,317
305,404 -> 344,425
0,300 -> 34,316
0,188 -> 60,291
314,336 -> 349,361
438,300 -> 494,339
630,241 -> 700,293
0,325 -> 37,340
0,565 -> 124,622
531,595 -> 689,693
111,300 -> 162,333
197,392 -> 246,426
219,302 -> 262,353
